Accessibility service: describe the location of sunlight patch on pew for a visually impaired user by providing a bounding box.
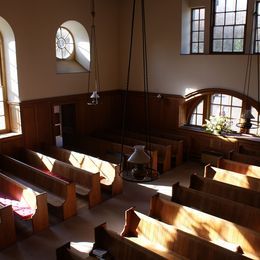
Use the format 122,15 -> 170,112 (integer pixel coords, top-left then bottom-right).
138,183 -> 172,196
36,152 -> 55,171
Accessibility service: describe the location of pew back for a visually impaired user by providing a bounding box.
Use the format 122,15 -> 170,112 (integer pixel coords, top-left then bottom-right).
150,193 -> 260,259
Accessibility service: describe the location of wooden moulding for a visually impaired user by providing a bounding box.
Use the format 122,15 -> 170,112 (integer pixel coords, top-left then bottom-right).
192,172 -> 260,209
0,154 -> 77,220
22,149 -> 102,209
121,207 -> 250,260
0,171 -> 49,233
217,158 -> 260,179
150,193 -> 260,259
42,145 -> 123,196
172,182 -> 260,233
204,164 -> 260,192
0,204 -> 16,250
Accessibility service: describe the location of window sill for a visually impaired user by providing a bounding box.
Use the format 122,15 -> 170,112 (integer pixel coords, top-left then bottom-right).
0,132 -> 22,140
180,125 -> 260,142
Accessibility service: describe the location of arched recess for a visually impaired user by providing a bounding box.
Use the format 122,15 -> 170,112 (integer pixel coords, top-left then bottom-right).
0,16 -> 21,133
183,88 -> 260,134
56,20 -> 90,74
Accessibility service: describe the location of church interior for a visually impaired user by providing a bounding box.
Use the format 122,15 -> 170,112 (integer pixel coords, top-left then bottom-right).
0,0 -> 260,259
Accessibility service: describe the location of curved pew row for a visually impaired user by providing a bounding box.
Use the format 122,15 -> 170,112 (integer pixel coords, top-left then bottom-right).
41,146 -> 123,196
229,151 -> 260,167
217,158 -> 260,179
204,164 -> 260,192
0,154 -> 76,220
121,208 -> 249,260
150,193 -> 260,259
190,173 -> 260,208
0,204 -> 16,250
17,149 -> 102,208
0,171 -> 48,233
171,182 -> 260,232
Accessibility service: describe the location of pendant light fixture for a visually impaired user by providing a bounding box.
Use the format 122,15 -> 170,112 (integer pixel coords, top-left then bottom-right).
87,0 -> 100,105
120,0 -> 156,182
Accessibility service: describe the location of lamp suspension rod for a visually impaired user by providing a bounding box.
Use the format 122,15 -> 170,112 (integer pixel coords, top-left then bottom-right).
120,0 -> 136,169
87,0 -> 100,94
141,0 -> 151,161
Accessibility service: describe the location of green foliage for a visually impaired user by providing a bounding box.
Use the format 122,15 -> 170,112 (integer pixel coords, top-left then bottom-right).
203,115 -> 232,134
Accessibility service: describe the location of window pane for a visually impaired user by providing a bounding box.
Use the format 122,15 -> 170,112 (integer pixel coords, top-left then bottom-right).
190,114 -> 196,125
222,106 -> 231,116
234,26 -> 244,38
236,0 -> 247,11
0,116 -> 5,130
226,0 -> 236,11
192,43 -> 198,53
233,39 -> 243,52
192,32 -> 198,42
232,96 -> 242,106
197,115 -> 203,125
199,43 -> 204,53
0,88 -> 3,101
226,13 -> 235,25
200,9 -> 205,19
214,27 -> 223,38
0,102 -> 4,116
222,94 -> 231,105
212,94 -> 221,104
224,27 -> 233,38
236,11 -> 246,24
211,104 -> 221,116
213,40 -> 223,51
231,107 -> 242,118
223,39 -> 233,51
200,21 -> 205,31
215,13 -> 225,25
216,0 -> 225,12
193,9 -> 199,20
199,32 -> 204,41
193,21 -> 199,31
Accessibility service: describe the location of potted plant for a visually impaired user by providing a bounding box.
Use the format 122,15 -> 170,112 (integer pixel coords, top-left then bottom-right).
203,115 -> 232,135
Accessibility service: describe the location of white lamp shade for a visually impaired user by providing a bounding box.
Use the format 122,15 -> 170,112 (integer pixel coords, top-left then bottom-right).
90,91 -> 100,99
127,145 -> 150,164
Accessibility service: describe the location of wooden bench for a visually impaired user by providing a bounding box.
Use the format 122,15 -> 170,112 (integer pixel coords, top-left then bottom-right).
105,129 -> 184,166
0,204 -> 16,250
191,173 -> 260,208
150,193 -> 260,259
19,149 -> 102,208
72,136 -> 158,176
171,182 -> 260,232
0,171 -> 48,233
217,158 -> 260,179
94,132 -> 172,172
121,208 -> 249,260
0,154 -> 76,220
204,164 -> 260,192
56,223 -> 186,260
229,150 -> 260,166
41,146 -> 123,196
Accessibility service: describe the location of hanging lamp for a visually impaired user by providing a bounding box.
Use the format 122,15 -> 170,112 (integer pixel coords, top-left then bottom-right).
120,0 -> 156,182
87,0 -> 100,105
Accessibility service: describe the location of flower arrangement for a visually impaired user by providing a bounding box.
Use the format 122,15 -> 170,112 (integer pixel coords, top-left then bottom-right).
203,115 -> 232,134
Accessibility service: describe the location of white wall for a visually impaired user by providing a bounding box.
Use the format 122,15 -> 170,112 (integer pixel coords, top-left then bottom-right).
119,0 -> 259,101
0,0 -> 120,101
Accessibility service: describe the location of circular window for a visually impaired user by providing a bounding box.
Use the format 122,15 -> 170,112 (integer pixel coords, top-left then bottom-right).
56,27 -> 74,59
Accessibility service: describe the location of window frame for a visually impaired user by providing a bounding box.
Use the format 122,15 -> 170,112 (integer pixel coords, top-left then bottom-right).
211,0 -> 248,54
185,88 -> 260,135
191,7 -> 206,54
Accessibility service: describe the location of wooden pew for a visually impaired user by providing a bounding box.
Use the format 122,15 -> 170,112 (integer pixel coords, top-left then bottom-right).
150,193 -> 260,259
171,182 -> 260,232
94,132 -> 172,172
121,208 -> 249,260
0,204 -> 16,250
204,164 -> 260,192
217,158 -> 260,179
190,173 -> 260,208
0,172 -> 48,233
229,150 -> 260,166
57,223 -> 187,260
72,136 -> 158,177
41,146 -> 123,196
18,149 -> 102,208
103,129 -> 184,166
0,154 -> 76,220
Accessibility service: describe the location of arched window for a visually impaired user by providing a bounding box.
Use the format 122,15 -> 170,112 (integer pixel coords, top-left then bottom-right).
186,89 -> 255,134
0,17 -> 20,134
56,20 -> 90,74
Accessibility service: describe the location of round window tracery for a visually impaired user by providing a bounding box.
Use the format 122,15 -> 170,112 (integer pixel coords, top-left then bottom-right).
56,27 -> 74,59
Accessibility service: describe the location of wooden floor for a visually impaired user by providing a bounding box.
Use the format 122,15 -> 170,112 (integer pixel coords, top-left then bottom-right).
0,160 -> 204,260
